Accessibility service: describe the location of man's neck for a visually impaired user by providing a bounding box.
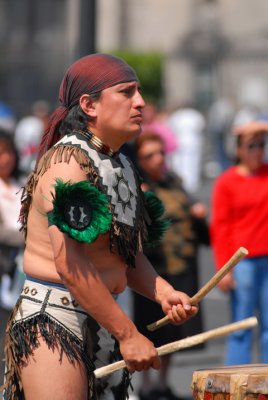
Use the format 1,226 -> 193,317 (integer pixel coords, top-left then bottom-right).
80,129 -> 116,156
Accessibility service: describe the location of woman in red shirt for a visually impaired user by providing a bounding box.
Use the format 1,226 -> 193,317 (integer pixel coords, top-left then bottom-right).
210,121 -> 268,364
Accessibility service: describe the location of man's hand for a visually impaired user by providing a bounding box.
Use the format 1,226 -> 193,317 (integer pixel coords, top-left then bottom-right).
160,289 -> 198,325
119,331 -> 161,373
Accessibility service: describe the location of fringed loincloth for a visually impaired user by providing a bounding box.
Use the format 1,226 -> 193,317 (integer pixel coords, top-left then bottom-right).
1,278 -> 131,400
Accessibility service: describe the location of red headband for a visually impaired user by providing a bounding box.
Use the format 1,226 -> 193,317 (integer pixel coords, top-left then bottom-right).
36,53 -> 138,163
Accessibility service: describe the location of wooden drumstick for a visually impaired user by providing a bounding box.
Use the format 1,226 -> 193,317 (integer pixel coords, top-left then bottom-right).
94,316 -> 257,379
147,246 -> 248,332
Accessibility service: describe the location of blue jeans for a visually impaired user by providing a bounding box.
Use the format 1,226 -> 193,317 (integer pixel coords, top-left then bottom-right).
225,256 -> 268,364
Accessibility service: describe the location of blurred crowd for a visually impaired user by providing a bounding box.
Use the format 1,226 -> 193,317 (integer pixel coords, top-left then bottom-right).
1,94 -> 268,400
0,99 -> 50,311
119,97 -> 268,399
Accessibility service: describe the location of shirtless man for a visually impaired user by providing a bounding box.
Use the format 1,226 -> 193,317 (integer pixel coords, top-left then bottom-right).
2,54 -> 198,400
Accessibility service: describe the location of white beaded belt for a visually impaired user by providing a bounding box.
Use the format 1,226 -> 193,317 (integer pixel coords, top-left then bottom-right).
21,279 -> 83,312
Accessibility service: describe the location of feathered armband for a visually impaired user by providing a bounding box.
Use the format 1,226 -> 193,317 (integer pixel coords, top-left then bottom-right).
143,191 -> 170,247
47,179 -> 112,243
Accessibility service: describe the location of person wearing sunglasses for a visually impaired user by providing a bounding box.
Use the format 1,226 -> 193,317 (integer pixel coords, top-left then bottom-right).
210,122 -> 268,365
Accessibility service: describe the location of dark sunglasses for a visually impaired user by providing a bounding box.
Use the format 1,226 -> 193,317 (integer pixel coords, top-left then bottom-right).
246,141 -> 265,151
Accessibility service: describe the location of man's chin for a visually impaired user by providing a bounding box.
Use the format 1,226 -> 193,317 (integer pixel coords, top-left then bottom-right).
125,128 -> 141,141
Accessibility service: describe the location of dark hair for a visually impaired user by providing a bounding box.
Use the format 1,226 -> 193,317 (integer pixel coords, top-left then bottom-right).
135,131 -> 164,154
236,134 -> 243,148
232,134 -> 243,164
59,92 -> 102,137
0,129 -> 20,179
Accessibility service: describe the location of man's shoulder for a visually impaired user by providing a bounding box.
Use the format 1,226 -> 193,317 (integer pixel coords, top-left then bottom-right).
38,154 -> 88,193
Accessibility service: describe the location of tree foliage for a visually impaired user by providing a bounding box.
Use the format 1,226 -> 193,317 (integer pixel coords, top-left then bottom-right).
111,50 -> 163,103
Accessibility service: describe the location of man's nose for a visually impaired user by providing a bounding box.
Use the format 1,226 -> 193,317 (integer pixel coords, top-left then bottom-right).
134,91 -> 145,108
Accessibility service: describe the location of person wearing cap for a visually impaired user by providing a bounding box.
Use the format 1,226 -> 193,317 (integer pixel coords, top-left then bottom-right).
210,120 -> 268,365
234,119 -> 268,137
1,54 -> 198,400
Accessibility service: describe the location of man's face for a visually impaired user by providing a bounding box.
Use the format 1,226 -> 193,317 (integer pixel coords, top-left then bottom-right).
93,81 -> 145,146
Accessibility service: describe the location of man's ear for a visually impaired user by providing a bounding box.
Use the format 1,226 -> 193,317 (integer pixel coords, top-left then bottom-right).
79,94 -> 97,118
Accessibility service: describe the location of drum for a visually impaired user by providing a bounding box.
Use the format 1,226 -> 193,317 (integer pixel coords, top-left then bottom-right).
192,364 -> 268,400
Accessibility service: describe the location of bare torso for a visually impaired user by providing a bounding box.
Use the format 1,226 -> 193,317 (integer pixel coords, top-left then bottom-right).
23,157 -> 128,294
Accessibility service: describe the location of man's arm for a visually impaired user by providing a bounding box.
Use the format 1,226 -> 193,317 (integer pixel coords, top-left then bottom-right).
41,157 -> 160,372
48,226 -> 161,372
127,252 -> 198,325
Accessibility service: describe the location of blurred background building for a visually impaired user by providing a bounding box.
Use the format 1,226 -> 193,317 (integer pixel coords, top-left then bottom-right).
1,0 -> 268,116
0,2 -> 267,398
0,0 -> 96,116
97,0 -> 268,113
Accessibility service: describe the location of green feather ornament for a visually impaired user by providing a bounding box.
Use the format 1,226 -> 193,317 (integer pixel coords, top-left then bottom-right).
143,191 -> 170,247
47,179 -> 112,243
